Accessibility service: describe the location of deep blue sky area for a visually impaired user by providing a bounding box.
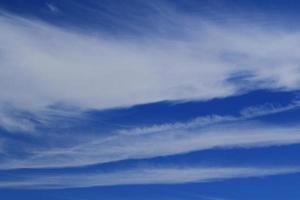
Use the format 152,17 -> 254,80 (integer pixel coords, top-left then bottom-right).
2,0 -> 300,33
1,0 -> 300,200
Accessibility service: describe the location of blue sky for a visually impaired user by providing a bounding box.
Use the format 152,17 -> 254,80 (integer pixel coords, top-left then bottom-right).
1,0 -> 300,199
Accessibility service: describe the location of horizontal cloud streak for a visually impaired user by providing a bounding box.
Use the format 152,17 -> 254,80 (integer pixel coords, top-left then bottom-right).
0,102 -> 299,169
120,102 -> 300,136
2,116 -> 300,169
1,1 -> 300,193
1,6 -> 300,120
1,166 -> 299,189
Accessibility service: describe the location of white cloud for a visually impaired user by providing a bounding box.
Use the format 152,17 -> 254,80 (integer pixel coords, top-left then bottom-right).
2,115 -> 300,169
0,102 -> 298,169
0,166 -> 298,189
1,3 -> 300,190
1,11 -> 300,117
120,102 -> 300,136
0,112 -> 35,133
46,3 -> 60,13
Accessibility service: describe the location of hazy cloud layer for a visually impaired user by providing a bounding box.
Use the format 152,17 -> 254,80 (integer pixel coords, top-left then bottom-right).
1,2 -> 300,190
1,103 -> 300,169
1,9 -> 300,117
1,166 -> 299,189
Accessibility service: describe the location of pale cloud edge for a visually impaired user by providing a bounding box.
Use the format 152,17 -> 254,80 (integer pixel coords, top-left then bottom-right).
0,166 -> 299,189
1,103 -> 300,169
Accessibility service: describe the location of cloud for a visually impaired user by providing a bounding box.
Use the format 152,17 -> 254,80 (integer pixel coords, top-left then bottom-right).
45,3 -> 60,13
0,111 -> 35,133
120,102 -> 300,136
2,103 -> 300,169
1,2 -> 300,191
0,166 -> 299,189
1,7 -> 300,118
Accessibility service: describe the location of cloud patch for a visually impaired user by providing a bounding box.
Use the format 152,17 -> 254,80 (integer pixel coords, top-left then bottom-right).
1,9 -> 300,117
1,166 -> 299,189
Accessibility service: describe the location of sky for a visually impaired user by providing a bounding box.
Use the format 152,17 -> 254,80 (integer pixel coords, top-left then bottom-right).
0,0 -> 300,199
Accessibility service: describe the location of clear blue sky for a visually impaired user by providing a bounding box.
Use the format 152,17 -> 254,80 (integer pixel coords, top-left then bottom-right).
0,1 -> 300,199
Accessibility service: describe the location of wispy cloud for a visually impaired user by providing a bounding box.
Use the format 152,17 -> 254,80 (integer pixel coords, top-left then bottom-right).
120,102 -> 300,136
1,2 -> 300,191
2,105 -> 300,169
45,3 -> 60,13
1,166 -> 298,189
1,6 -> 300,118
0,111 -> 35,133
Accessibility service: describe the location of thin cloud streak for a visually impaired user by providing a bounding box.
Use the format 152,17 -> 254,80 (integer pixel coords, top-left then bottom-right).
0,102 -> 299,169
0,166 -> 299,189
0,112 -> 35,133
1,1 -> 300,193
2,116 -> 300,169
120,102 -> 300,136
